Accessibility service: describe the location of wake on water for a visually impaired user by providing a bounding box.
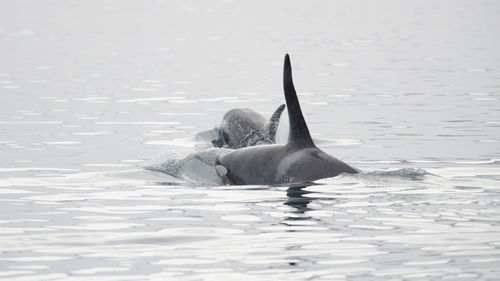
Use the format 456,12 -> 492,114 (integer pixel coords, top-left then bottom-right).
144,132 -> 430,186
361,168 -> 430,181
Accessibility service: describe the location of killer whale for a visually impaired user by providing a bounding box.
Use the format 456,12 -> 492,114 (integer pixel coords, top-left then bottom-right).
212,104 -> 285,149
215,54 -> 358,185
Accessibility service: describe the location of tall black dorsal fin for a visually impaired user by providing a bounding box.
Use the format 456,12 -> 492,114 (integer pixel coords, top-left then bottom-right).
264,104 -> 285,142
283,54 -> 315,147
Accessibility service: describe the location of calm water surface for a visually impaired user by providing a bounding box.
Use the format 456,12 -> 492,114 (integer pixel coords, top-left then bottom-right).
1,1 -> 499,280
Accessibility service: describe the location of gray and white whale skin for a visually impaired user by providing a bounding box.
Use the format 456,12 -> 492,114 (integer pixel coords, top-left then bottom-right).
216,144 -> 357,185
216,104 -> 285,149
216,54 -> 358,185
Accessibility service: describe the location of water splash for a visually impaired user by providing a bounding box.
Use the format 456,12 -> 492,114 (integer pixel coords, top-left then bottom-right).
144,148 -> 229,186
360,168 -> 430,181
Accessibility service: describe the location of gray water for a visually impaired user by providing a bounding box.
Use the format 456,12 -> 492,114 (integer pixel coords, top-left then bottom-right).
1,1 -> 500,280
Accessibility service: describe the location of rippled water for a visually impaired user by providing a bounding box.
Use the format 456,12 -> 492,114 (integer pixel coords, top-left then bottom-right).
1,1 -> 500,280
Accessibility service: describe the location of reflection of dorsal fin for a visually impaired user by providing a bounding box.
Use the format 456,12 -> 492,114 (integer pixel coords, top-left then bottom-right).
264,104 -> 285,142
283,54 -> 315,147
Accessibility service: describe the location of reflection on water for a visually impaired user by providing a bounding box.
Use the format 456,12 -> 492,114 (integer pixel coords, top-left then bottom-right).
285,184 -> 315,214
0,166 -> 499,280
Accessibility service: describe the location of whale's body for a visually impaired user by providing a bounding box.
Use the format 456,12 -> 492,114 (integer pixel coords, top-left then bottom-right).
216,54 -> 358,185
217,144 -> 356,185
216,105 -> 285,149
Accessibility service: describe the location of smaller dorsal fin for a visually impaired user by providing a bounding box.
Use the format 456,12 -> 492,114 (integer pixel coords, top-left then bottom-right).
264,104 -> 285,142
283,54 -> 315,147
